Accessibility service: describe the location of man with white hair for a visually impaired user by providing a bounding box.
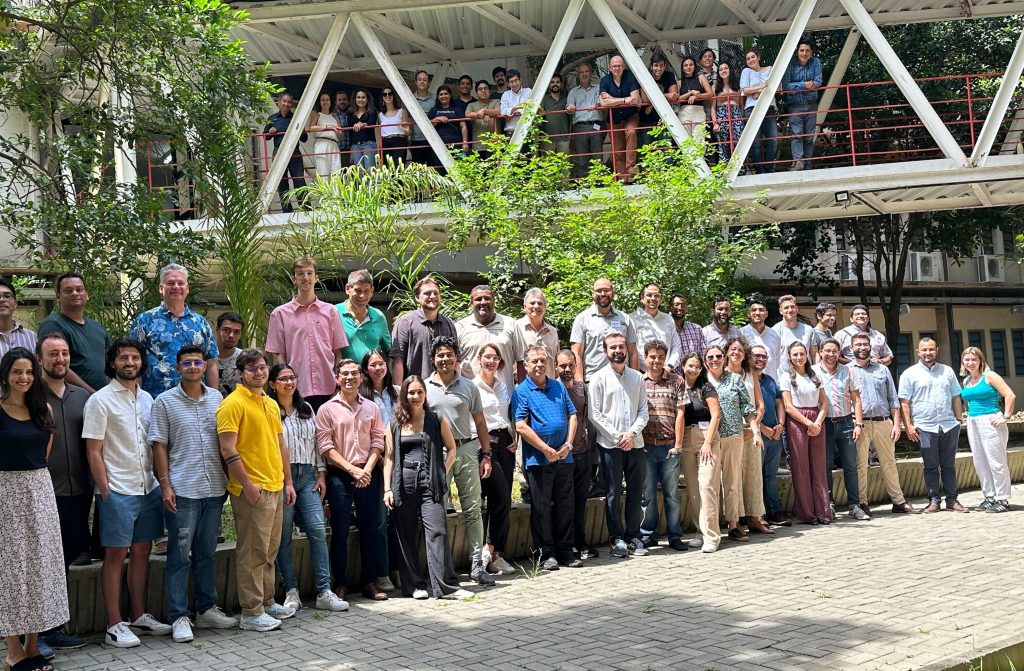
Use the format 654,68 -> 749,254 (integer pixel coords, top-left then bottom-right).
130,264 -> 219,398
516,288 -> 559,378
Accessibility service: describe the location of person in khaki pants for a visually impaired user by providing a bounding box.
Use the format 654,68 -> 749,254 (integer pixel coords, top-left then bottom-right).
847,334 -> 919,515
217,349 -> 297,632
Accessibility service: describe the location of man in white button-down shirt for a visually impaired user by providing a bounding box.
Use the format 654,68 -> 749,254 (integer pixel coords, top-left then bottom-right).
632,283 -> 680,372
499,69 -> 532,135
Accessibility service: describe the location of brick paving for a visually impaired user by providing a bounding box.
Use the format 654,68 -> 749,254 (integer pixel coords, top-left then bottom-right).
40,484 -> 1024,671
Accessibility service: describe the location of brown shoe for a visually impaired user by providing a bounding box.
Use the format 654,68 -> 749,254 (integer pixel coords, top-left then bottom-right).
922,502 -> 941,513
947,501 -> 970,513
363,583 -> 389,601
746,518 -> 775,535
891,502 -> 919,514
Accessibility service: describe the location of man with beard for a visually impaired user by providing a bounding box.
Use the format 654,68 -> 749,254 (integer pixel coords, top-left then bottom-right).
899,338 -> 967,513
570,278 -> 638,381
588,331 -> 649,558
215,312 -> 243,398
632,284 -> 680,372
555,349 -> 597,559
37,333 -> 90,649
456,285 -> 526,389
334,90 -> 351,168
540,74 -> 570,155
670,293 -> 707,361
739,296 -> 781,381
491,66 -> 508,97
701,296 -> 741,351
848,333 -> 918,515
391,276 -> 458,384
749,343 -> 790,527
38,272 -> 110,393
84,338 -> 171,648
516,288 -> 559,379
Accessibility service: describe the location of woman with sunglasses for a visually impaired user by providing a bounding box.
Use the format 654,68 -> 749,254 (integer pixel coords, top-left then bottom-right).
679,352 -> 722,553
379,89 -> 410,165
268,365 -> 349,613
704,343 -> 756,543
383,377 -> 472,600
724,337 -> 772,536
779,341 -> 830,525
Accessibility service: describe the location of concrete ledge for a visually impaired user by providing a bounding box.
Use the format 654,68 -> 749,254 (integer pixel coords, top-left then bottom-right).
65,447 -> 1023,634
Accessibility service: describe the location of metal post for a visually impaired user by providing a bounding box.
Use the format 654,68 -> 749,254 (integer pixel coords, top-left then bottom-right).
838,0 -> 969,167
257,13 -> 350,213
970,28 -> 1024,166
588,0 -> 712,177
816,29 -> 861,132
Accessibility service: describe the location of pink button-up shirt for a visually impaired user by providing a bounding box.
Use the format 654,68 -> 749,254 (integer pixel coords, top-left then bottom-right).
266,298 -> 348,397
314,394 -> 385,467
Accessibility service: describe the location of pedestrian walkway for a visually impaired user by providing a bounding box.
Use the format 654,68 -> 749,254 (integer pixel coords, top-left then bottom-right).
48,484 -> 1024,671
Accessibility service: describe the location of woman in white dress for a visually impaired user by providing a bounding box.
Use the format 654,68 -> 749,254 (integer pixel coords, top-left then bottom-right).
308,92 -> 341,178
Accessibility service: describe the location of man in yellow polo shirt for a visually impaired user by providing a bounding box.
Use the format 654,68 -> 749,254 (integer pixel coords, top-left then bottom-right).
217,348 -> 296,632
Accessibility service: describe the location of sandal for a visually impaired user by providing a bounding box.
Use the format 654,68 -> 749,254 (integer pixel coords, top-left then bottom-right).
30,657 -> 53,671
5,659 -> 40,671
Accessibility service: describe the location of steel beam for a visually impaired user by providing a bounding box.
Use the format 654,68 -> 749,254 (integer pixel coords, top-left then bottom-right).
816,29 -> 860,130
717,0 -> 764,34
970,27 -> 1024,166
364,13 -> 454,60
258,13 -> 350,213
468,5 -> 551,49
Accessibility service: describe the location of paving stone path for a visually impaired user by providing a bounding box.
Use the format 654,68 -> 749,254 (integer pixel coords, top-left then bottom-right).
44,484 -> 1024,671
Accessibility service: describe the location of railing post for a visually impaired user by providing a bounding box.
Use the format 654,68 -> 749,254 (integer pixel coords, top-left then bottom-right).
965,74 -> 976,148
846,85 -> 857,166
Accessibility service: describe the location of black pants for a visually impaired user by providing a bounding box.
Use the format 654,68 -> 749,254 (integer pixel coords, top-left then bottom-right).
526,461 -> 575,563
571,447 -> 594,549
601,447 -> 646,542
56,493 -> 92,566
393,466 -> 461,598
275,152 -> 307,206
482,429 -> 513,552
409,144 -> 433,165
382,135 -> 409,164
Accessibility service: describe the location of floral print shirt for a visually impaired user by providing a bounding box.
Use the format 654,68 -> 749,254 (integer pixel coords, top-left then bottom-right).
708,370 -> 754,438
130,304 -> 218,398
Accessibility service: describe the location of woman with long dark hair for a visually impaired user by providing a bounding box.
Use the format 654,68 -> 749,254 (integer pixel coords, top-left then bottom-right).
359,349 -> 398,428
0,347 -> 66,671
677,56 -> 713,140
779,341 -> 830,524
383,376 -> 471,600
267,364 -> 348,613
679,352 -> 722,553
428,85 -> 469,169
378,88 -> 410,165
740,48 -> 778,173
712,61 -> 745,164
308,91 -> 342,178
349,89 -> 380,171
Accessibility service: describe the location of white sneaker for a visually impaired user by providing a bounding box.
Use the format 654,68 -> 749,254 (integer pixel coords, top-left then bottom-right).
316,589 -> 349,612
265,603 -> 296,620
171,617 -> 193,643
701,542 -> 718,553
687,537 -> 704,549
488,556 -> 517,575
412,589 -> 429,600
283,587 -> 302,611
376,575 -> 396,592
105,622 -> 141,648
440,588 -> 475,601
130,613 -> 171,636
195,606 -> 237,629
238,613 -> 281,632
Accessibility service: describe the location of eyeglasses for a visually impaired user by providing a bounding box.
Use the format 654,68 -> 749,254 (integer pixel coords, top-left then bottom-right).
244,365 -> 269,374
752,354 -> 768,360
705,354 -> 723,360
0,292 -> 14,301
382,91 -> 393,96
274,376 -> 297,383
179,360 -> 206,368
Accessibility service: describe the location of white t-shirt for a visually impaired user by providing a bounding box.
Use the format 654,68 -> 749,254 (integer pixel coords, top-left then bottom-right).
772,322 -> 815,375
779,371 -> 822,408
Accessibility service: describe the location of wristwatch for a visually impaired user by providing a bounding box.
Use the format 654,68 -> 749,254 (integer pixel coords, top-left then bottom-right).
855,422 -> 865,429
481,451 -> 492,458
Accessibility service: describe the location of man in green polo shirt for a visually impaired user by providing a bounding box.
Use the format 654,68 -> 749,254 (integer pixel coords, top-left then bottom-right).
336,269 -> 391,365
38,271 -> 111,393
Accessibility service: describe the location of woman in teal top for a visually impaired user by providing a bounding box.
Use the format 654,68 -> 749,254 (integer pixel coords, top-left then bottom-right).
961,347 -> 1016,512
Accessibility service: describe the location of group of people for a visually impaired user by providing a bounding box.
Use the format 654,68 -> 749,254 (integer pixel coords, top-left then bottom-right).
0,263 -> 1016,670
265,39 -> 826,204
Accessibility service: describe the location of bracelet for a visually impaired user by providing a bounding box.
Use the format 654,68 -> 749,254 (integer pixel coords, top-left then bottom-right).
481,452 -> 492,458
158,476 -> 169,482
224,454 -> 241,466
384,489 -> 392,494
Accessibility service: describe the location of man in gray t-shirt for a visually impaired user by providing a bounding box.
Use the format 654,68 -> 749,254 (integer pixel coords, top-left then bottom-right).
570,278 -> 637,381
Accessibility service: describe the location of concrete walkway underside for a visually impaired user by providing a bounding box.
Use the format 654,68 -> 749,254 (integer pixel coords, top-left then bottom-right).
50,483 -> 1024,671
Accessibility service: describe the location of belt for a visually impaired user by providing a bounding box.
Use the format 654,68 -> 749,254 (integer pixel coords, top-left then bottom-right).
865,416 -> 889,422
456,437 -> 478,445
403,460 -> 426,471
828,414 -> 853,423
574,120 -> 601,125
648,439 -> 675,446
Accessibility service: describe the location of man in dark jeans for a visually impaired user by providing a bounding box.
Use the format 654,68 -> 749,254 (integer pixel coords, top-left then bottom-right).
263,93 -> 307,212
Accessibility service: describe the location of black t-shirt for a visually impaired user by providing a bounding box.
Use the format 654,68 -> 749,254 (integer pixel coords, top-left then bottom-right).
429,106 -> 464,145
683,382 -> 718,425
349,111 -> 378,144
640,70 -> 678,125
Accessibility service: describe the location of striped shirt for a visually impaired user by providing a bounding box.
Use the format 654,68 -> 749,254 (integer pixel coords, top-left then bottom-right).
701,323 -> 742,351
675,321 -> 707,360
813,363 -> 861,418
148,383 -> 226,499
282,403 -> 325,471
0,321 -> 37,358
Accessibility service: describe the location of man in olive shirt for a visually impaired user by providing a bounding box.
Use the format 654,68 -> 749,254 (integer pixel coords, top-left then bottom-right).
38,272 -> 110,393
541,74 -> 570,154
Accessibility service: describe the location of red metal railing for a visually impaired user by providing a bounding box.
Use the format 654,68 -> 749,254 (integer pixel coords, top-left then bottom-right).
141,71 -> 1013,217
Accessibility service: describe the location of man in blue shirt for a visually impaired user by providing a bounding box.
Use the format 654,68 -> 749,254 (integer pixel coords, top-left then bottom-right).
513,345 -> 581,571
599,55 -> 642,180
751,344 -> 791,526
263,93 -> 308,213
782,38 -> 822,171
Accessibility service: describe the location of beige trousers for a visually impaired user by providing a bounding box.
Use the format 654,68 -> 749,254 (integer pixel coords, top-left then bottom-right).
741,435 -> 766,518
696,432 -> 723,546
855,419 -> 906,506
681,426 -> 705,531
232,489 -> 284,617
719,434 -> 744,523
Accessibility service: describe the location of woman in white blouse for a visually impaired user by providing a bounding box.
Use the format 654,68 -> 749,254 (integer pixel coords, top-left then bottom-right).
778,342 -> 831,525
471,343 -> 515,576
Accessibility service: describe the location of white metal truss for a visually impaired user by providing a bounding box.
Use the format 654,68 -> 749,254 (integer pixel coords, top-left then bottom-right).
467,4 -> 552,50
816,29 -> 860,131
970,27 -> 1024,166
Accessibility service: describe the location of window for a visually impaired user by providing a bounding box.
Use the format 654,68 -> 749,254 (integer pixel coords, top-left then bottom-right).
896,333 -> 913,376
919,332 -> 934,341
951,331 -> 963,360
991,330 -> 1008,375
968,330 -> 984,350
1012,330 -> 1024,377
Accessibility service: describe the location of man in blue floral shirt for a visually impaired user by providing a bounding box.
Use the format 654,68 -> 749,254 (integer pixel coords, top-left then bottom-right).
130,264 -> 219,397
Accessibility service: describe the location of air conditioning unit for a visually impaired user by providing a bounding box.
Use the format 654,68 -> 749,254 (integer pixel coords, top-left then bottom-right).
840,254 -> 875,282
978,254 -> 1005,283
909,251 -> 944,282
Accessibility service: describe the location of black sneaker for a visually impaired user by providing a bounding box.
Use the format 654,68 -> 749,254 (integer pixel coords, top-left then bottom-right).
70,551 -> 92,567
609,539 -> 629,558
582,547 -> 599,559
858,502 -> 872,517
639,535 -> 657,548
668,538 -> 688,552
987,501 -> 1010,513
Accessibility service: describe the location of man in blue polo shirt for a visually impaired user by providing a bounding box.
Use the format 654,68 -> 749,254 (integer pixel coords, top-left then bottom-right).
599,55 -> 641,180
336,269 -> 391,365
513,345 -> 581,571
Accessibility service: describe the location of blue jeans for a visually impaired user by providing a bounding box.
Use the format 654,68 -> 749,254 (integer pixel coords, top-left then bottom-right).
165,494 -> 226,622
750,111 -> 779,173
278,463 -> 330,594
825,418 -> 859,505
788,102 -> 816,162
640,445 -> 682,540
761,434 -> 785,514
919,426 -> 961,504
351,141 -> 378,171
326,466 -> 387,590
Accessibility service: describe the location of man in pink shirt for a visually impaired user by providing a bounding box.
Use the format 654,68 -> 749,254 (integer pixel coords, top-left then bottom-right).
266,257 -> 348,412
315,359 -> 388,602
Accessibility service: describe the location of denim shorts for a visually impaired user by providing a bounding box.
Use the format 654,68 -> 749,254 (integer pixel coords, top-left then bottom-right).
96,488 -> 164,548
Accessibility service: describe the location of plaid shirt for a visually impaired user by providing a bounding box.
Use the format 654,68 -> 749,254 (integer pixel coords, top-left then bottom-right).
675,321 -> 707,361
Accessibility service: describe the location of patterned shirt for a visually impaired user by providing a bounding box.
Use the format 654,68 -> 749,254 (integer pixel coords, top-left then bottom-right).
0,320 -> 37,359
847,361 -> 898,419
707,370 -> 753,438
835,325 -> 893,363
130,304 -> 219,398
701,323 -> 742,351
148,383 -> 227,499
282,403 -> 325,470
782,56 -> 822,105
217,349 -> 241,398
675,321 -> 707,361
813,363 -> 861,418
642,372 -> 686,446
